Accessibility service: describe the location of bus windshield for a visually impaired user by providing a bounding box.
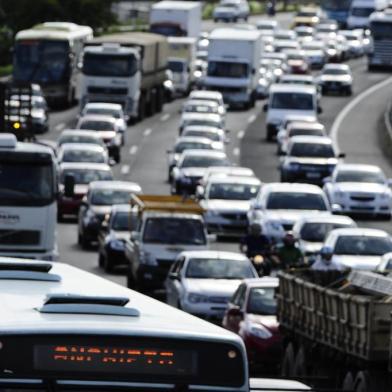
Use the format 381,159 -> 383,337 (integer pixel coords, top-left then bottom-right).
0,162 -> 55,206
13,40 -> 70,84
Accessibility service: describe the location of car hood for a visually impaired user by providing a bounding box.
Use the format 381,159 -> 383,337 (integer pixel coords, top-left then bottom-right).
142,243 -> 207,261
180,168 -> 207,178
74,184 -> 89,196
97,131 -> 116,140
320,75 -> 351,83
264,210 -> 330,224
334,255 -> 383,270
184,278 -> 242,297
284,157 -> 338,165
90,205 -> 112,216
202,199 -> 251,212
247,314 -> 279,330
111,230 -> 130,241
332,182 -> 389,194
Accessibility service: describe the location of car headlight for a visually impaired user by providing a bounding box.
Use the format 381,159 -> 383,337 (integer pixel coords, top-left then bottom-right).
188,293 -> 209,304
248,323 -> 273,339
110,239 -> 125,251
258,78 -> 267,86
140,250 -> 157,266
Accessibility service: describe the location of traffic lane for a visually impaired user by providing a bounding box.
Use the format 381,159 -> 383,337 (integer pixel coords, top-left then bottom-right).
241,57 -> 392,181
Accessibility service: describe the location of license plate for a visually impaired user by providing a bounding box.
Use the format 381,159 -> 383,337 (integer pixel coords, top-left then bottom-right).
306,172 -> 321,179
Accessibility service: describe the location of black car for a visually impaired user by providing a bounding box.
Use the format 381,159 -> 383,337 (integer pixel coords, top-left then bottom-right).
77,181 -> 141,248
280,135 -> 344,186
98,204 -> 138,272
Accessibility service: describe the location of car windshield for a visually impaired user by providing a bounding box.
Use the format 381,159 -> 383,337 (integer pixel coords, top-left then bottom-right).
91,189 -> 132,205
266,192 -> 327,210
183,131 -> 221,141
290,142 -> 335,158
59,136 -> 101,146
247,287 -> 277,315
351,7 -> 374,17
207,183 -> 260,200
143,218 -> 206,245
335,170 -> 385,184
323,68 -> 349,75
300,222 -> 352,242
61,149 -> 105,163
271,92 -> 314,110
207,61 -> 249,78
174,142 -> 212,153
85,108 -> 121,119
289,128 -> 324,137
79,120 -> 115,131
181,155 -> 229,168
334,235 -> 392,256
61,169 -> 112,184
112,211 -> 132,231
185,258 -> 254,279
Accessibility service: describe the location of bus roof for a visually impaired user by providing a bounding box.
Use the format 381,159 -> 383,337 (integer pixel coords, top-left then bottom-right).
15,22 -> 93,42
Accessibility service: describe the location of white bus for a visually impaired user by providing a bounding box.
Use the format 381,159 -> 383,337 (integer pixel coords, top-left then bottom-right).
0,257 -> 249,392
0,134 -> 58,261
13,22 -> 93,106
368,10 -> 392,69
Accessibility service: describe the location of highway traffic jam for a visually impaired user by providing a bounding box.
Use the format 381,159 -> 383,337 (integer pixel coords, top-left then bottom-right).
3,0 -> 392,391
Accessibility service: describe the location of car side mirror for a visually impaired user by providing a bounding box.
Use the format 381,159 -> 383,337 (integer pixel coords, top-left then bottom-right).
64,174 -> 75,198
332,203 -> 343,213
263,103 -> 269,112
317,106 -> 323,114
338,152 -> 346,158
168,272 -> 181,281
130,231 -> 140,242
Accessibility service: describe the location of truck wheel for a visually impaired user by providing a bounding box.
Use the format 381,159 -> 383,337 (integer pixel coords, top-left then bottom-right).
342,371 -> 354,391
281,343 -> 295,377
293,346 -> 307,377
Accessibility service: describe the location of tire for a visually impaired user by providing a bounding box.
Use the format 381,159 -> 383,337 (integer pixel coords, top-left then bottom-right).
103,255 -> 113,273
281,343 -> 295,378
342,371 -> 355,391
266,129 -> 274,142
79,231 -> 89,249
346,87 -> 352,96
293,346 -> 307,377
98,253 -> 104,268
114,151 -> 121,164
126,266 -> 136,289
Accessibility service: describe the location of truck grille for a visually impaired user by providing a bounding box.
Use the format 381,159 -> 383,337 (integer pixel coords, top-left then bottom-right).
0,230 -> 40,245
87,86 -> 128,95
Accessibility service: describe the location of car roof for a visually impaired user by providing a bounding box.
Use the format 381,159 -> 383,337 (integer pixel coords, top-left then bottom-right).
207,175 -> 261,185
180,250 -> 249,260
189,90 -> 223,100
182,112 -> 222,120
78,114 -> 117,123
176,136 -> 214,145
296,214 -> 355,227
181,149 -> 227,158
336,163 -> 382,172
183,126 -> 224,133
323,63 -> 350,70
84,102 -> 122,110
289,135 -> 333,144
263,182 -> 325,194
88,181 -> 141,192
59,162 -> 111,171
59,143 -> 105,151
184,99 -> 218,107
269,84 -> 316,94
60,129 -> 102,139
288,121 -> 324,130
281,74 -> 314,81
331,228 -> 390,238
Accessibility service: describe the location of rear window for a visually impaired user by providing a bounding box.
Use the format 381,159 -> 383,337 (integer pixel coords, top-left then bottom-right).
271,92 -> 314,110
289,142 -> 335,158
266,192 -> 328,210
79,120 -> 115,131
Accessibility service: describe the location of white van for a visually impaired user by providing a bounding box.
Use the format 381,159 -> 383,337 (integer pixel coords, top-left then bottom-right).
263,84 -> 321,141
347,0 -> 387,29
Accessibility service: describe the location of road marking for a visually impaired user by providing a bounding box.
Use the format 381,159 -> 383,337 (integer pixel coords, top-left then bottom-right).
54,122 -> 65,132
160,113 -> 170,122
121,165 -> 130,175
237,130 -> 245,139
143,128 -> 152,136
330,76 -> 392,146
233,147 -> 240,156
247,114 -> 256,124
129,145 -> 138,155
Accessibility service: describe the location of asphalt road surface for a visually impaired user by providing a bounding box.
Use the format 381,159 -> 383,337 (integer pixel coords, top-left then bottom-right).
44,14 -> 392,287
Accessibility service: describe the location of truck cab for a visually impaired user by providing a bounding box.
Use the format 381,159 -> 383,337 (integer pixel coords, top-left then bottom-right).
124,195 -> 210,293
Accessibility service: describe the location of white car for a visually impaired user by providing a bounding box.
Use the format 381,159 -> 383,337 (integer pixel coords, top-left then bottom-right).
188,90 -> 226,117
167,136 -> 223,182
339,30 -> 365,57
317,64 -> 353,96
292,214 -> 357,256
376,252 -> 392,272
172,150 -> 230,195
182,125 -> 228,145
274,29 -> 297,41
179,112 -> 224,134
213,0 -> 250,22
57,143 -> 109,165
256,19 -> 279,35
199,166 -> 255,187
323,164 -> 392,219
165,250 -> 258,319
301,41 -> 327,69
79,102 -> 127,144
57,130 -> 106,149
324,228 -> 392,271
200,176 -> 262,237
248,182 -> 331,242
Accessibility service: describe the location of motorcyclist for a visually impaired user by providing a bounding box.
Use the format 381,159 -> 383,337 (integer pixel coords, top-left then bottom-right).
273,232 -> 304,269
311,246 -> 344,271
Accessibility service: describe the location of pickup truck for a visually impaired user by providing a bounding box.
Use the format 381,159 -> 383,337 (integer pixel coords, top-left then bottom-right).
124,195 -> 211,293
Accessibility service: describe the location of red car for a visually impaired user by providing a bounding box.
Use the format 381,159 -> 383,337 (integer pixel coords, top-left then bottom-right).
222,277 -> 282,372
57,162 -> 113,220
285,50 -> 310,74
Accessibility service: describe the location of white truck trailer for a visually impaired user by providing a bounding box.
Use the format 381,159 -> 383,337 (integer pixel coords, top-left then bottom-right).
203,28 -> 263,109
79,32 -> 168,122
149,0 -> 202,38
